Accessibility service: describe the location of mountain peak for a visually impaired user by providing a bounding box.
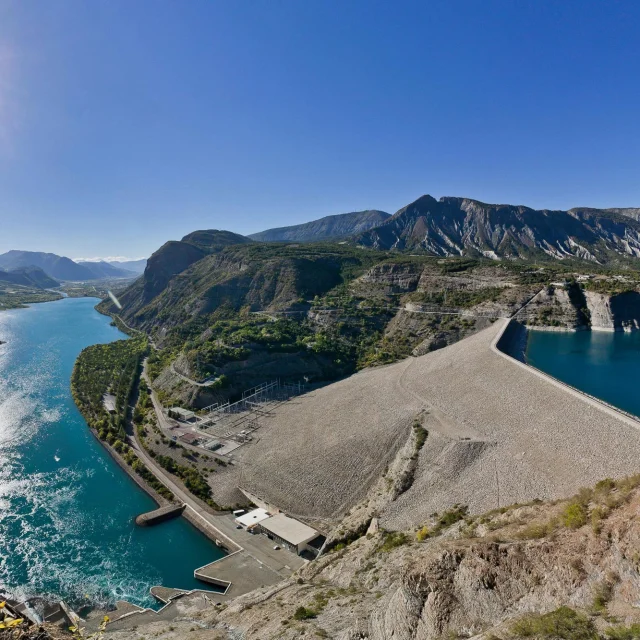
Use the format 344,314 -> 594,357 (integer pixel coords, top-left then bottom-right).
354,194 -> 640,261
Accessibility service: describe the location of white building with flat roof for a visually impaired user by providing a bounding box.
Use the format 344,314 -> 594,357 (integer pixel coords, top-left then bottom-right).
169,407 -> 196,421
103,394 -> 117,414
257,513 -> 319,555
235,508 -> 271,530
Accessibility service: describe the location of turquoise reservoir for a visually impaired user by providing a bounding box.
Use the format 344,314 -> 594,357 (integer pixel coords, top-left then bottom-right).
0,297 -> 223,609
526,329 -> 640,418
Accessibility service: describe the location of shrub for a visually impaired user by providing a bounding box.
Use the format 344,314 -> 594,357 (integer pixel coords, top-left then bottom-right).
416,526 -> 430,542
592,580 -> 614,614
437,504 -> 469,528
293,606 -> 316,620
562,502 -> 588,529
605,623 -> 640,640
379,532 -> 409,552
510,606 -> 598,639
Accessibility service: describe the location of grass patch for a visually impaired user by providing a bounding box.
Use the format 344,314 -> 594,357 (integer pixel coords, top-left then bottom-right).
514,518 -> 558,540
509,606 -> 599,639
378,531 -> 409,552
293,606 -> 317,621
604,623 -> 640,640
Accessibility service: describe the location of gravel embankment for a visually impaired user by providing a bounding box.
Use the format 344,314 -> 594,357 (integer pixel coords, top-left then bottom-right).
223,359 -> 425,518
381,320 -> 640,529
212,320 -> 640,529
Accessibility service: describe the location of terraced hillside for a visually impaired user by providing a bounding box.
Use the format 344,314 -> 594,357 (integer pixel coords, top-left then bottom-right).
99,225 -> 640,410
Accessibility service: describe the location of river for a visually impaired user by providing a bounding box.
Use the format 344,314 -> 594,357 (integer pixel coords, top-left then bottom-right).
526,329 -> 640,418
0,297 -> 223,610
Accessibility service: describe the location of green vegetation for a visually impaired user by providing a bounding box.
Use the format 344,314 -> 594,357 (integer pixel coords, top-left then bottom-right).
604,623 -> 640,640
71,336 -> 148,442
151,454 -> 219,508
130,457 -> 173,501
407,286 -> 504,308
0,282 -> 61,310
412,422 -> 428,458
293,606 -> 317,621
592,579 -> 614,614
416,504 -> 470,541
509,606 -> 598,639
581,278 -> 639,296
378,531 -> 409,552
561,501 -> 588,529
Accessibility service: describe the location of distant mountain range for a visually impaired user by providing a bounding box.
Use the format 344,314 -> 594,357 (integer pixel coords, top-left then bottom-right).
97,193 -> 640,337
76,260 -> 137,279
0,250 -> 145,281
0,266 -> 59,289
249,210 -> 390,242
6,194 -> 640,293
353,195 -> 640,262
0,250 -> 98,281
106,258 -> 147,274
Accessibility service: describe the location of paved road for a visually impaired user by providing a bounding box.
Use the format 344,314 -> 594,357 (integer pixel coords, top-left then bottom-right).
169,360 -> 219,387
137,361 -> 304,579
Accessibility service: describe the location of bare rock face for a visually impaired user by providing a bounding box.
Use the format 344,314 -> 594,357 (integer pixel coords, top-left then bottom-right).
356,263 -> 423,294
104,486 -> 640,640
517,285 -> 585,329
585,290 -> 640,331
354,194 -> 640,262
585,291 -> 615,330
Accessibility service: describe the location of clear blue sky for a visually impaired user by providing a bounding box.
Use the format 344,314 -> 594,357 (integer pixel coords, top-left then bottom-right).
0,0 -> 639,259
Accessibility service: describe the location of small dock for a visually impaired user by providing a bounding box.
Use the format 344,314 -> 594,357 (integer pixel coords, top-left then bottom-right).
194,552 -> 283,595
135,503 -> 186,526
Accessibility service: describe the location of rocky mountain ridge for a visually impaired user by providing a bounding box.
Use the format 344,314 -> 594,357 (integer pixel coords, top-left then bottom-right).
249,209 -> 390,242
354,195 -> 640,263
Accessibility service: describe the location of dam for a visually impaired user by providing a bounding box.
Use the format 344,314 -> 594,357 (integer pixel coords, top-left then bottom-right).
207,317 -> 640,532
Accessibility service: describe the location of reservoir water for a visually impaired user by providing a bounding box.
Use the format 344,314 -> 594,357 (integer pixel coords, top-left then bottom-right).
526,329 -> 640,418
0,297 -> 223,609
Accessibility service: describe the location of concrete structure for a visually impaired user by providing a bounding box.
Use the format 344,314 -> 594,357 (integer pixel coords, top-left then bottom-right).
169,407 -> 196,421
235,507 -> 271,530
257,513 -> 319,555
179,432 -> 199,445
135,503 -> 186,526
103,393 -> 117,414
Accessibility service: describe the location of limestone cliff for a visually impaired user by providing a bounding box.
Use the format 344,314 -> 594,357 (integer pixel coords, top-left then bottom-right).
585,290 -> 640,331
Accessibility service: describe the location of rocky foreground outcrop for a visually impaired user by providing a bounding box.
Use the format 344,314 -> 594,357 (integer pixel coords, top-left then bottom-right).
105,476 -> 640,639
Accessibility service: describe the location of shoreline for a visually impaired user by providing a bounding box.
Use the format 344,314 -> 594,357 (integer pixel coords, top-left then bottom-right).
493,318 -> 640,429
69,308 -> 236,600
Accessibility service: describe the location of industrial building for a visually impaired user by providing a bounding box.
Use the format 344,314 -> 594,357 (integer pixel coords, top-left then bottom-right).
169,407 -> 196,421
234,508 -> 271,530
257,513 -> 320,556
179,432 -> 200,445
